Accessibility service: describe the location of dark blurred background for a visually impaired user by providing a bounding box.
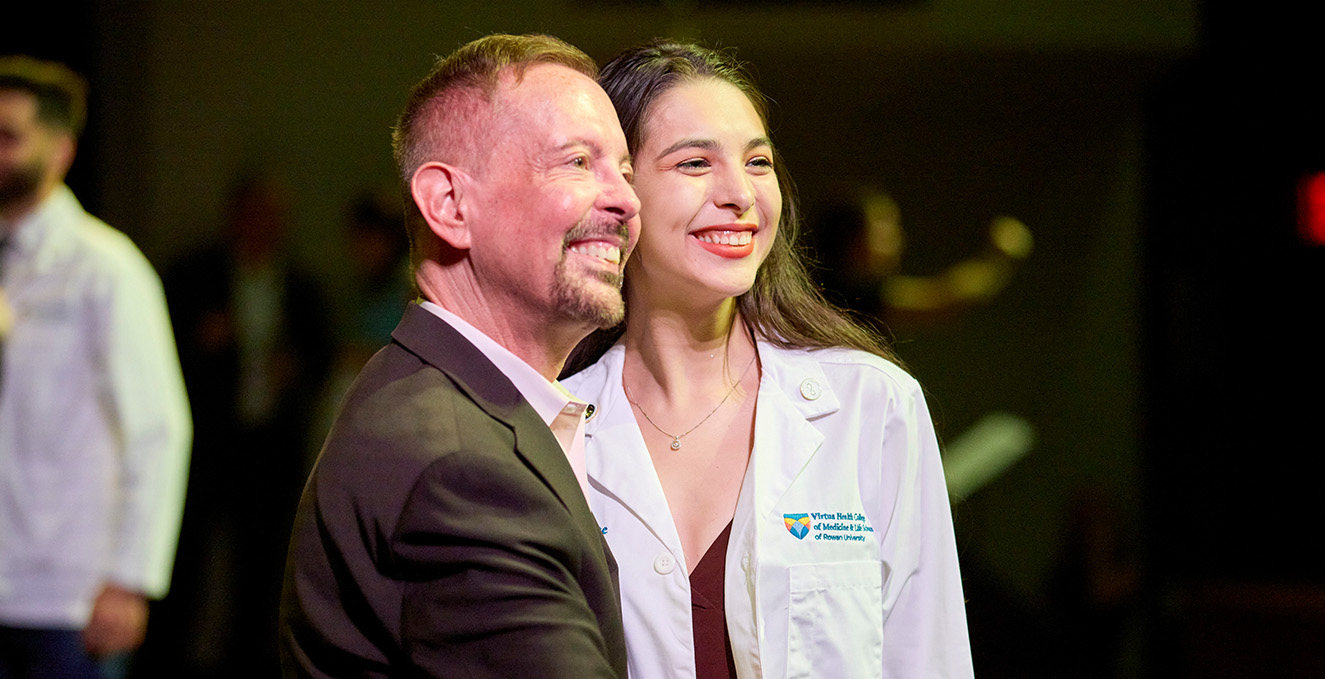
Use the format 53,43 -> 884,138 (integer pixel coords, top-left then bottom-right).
5,1 -> 1321,677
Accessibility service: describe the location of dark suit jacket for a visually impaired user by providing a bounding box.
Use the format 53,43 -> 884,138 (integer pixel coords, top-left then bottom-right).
280,303 -> 626,678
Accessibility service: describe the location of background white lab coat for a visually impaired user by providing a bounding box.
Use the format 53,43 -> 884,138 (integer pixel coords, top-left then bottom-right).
564,342 -> 973,679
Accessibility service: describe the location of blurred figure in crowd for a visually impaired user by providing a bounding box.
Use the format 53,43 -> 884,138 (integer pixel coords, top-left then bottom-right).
155,174 -> 331,679
0,55 -> 192,679
308,189 -> 410,470
343,187 -> 410,353
811,189 -> 1032,325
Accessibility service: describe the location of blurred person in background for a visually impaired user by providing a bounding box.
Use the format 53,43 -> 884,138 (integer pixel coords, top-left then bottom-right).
307,189 -> 411,475
159,173 -> 332,678
342,187 -> 410,353
0,55 -> 192,679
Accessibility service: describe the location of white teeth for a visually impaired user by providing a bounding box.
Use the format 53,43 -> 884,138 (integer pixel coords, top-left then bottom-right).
569,242 -> 621,264
696,231 -> 753,246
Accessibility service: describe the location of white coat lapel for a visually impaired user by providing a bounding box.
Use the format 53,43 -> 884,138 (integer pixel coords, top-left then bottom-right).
576,346 -> 686,558
726,345 -> 840,679
750,344 -> 839,521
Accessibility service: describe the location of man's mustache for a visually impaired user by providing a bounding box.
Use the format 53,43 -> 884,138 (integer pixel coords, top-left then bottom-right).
563,218 -> 631,249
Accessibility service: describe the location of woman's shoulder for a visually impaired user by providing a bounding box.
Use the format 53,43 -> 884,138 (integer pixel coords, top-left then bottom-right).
763,343 -> 922,399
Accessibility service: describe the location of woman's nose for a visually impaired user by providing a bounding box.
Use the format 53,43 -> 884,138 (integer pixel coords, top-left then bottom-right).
715,167 -> 755,214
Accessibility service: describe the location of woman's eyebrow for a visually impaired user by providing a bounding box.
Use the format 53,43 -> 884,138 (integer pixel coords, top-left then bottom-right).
653,135 -> 773,161
655,137 -> 718,158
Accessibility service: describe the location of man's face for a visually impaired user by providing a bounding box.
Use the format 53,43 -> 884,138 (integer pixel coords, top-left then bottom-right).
463,64 -> 640,331
0,89 -> 62,215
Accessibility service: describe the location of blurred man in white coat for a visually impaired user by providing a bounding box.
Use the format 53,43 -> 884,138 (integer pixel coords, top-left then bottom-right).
0,55 -> 192,679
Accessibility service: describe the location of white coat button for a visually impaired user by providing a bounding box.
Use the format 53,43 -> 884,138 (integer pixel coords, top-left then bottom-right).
799,378 -> 822,401
653,553 -> 676,575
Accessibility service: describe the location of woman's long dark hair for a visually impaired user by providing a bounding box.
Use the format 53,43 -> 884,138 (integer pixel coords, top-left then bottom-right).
562,40 -> 899,377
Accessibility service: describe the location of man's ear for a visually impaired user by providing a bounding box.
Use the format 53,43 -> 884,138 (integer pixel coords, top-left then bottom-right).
410,162 -> 471,250
50,134 -> 77,182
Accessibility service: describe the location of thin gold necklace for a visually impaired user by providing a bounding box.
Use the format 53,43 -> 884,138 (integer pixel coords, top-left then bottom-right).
624,354 -> 757,450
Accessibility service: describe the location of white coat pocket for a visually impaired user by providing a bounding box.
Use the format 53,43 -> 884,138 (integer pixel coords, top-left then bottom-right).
786,560 -> 886,679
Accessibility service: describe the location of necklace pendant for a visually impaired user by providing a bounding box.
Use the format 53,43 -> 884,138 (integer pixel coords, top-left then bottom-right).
670,438 -> 682,450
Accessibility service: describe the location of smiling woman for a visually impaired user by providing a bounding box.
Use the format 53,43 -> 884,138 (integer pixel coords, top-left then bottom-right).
627,76 -> 781,304
561,40 -> 975,679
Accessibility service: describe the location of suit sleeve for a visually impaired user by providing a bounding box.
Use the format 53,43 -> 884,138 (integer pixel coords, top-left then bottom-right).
390,428 -> 621,679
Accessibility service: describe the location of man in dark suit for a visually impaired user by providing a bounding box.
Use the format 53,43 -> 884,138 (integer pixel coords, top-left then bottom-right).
280,34 -> 639,678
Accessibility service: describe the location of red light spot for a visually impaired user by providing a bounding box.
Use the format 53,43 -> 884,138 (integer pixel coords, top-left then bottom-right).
1298,172 -> 1325,246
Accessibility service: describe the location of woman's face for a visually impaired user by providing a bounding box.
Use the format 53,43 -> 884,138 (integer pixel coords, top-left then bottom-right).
626,77 -> 782,307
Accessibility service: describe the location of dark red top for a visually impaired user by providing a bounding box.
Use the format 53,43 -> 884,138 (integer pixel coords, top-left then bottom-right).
690,519 -> 738,679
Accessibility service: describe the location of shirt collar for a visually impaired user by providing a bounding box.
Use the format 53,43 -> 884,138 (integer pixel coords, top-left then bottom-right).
3,185 -> 80,266
418,300 -> 582,426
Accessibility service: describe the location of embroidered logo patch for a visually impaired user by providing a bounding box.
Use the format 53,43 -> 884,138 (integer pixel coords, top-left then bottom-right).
783,513 -> 812,540
782,511 -> 876,542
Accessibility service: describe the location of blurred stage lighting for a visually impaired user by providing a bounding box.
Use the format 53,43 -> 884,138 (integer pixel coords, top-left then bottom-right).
1297,171 -> 1325,246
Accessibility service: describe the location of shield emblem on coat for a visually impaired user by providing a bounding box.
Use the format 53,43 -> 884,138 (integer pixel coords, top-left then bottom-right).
783,513 -> 811,540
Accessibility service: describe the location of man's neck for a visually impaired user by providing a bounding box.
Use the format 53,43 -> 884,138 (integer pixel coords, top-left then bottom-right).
417,268 -> 589,381
0,182 -> 59,227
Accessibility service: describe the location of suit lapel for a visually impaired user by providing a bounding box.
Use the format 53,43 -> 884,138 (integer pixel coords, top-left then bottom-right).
391,303 -> 608,559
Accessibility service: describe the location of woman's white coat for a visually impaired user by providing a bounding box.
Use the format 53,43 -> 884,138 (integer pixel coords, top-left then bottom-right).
563,341 -> 973,679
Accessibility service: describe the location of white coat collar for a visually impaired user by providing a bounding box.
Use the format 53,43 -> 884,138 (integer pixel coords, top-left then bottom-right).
745,342 -> 840,520
574,344 -> 688,562
5,185 -> 82,275
574,342 -> 844,563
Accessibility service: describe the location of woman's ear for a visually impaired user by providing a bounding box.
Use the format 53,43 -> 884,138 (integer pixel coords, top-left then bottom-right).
410,162 -> 471,250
